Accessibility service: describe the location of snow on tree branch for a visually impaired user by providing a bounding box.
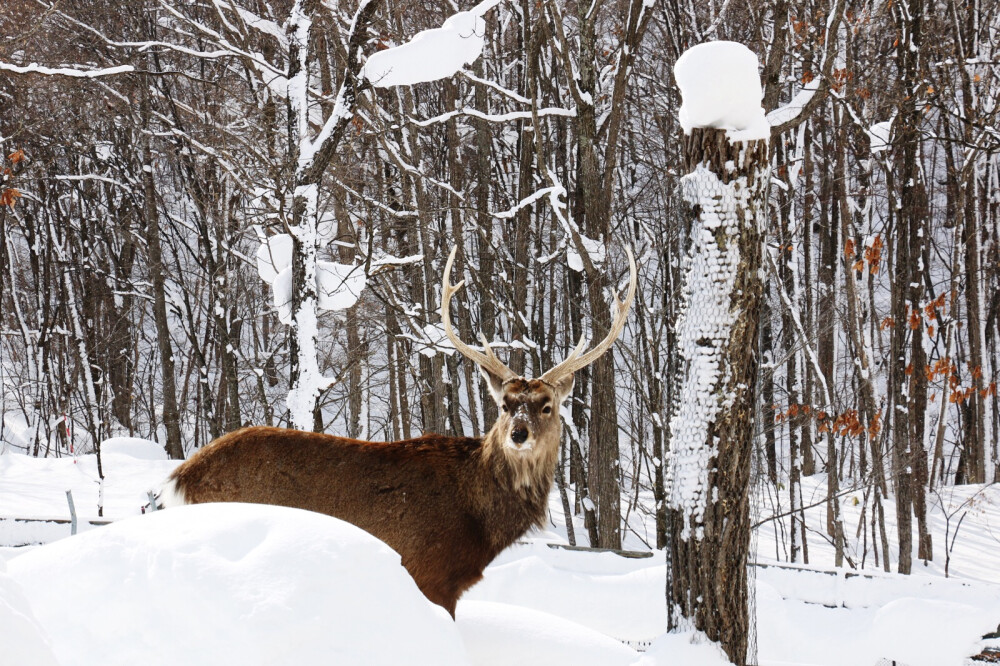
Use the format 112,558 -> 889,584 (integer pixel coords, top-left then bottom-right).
361,0 -> 502,87
0,62 -> 134,78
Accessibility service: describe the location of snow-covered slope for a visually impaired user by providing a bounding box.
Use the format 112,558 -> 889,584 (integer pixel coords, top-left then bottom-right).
1,444 -> 998,665
7,503 -> 468,666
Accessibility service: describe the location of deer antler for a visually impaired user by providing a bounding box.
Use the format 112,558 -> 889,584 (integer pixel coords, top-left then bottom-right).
441,247 -> 518,383
539,246 -> 637,385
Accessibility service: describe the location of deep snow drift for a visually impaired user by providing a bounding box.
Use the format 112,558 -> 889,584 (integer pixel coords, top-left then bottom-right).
7,503 -> 468,666
1,441 -> 999,665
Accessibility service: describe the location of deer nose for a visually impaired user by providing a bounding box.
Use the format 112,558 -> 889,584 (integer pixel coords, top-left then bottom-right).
511,426 -> 529,444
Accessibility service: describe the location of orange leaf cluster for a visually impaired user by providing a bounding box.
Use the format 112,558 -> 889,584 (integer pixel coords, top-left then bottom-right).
926,357 -> 956,383
831,68 -> 852,93
773,404 -> 882,440
774,402 -> 811,424
0,188 -> 20,208
924,293 -> 947,320
949,383 -> 997,404
864,235 -> 883,274
817,409 -> 881,439
8,149 -> 25,164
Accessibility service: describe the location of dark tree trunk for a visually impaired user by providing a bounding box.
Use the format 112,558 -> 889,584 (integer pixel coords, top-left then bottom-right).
666,129 -> 768,666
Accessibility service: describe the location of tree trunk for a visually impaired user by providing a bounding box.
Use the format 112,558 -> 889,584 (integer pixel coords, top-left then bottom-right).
666,128 -> 768,666
140,96 -> 184,460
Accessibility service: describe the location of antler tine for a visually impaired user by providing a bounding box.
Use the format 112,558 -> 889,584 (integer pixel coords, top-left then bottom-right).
441,247 -> 517,381
540,246 -> 638,385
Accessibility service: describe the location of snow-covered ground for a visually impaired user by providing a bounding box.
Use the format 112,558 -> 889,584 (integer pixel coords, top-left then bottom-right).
1,440 -> 998,665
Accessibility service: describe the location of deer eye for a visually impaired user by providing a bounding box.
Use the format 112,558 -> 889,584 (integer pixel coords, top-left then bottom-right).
542,405 -> 552,414
502,405 -> 509,413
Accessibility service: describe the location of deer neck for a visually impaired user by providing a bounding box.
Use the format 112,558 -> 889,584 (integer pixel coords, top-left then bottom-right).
481,421 -> 560,500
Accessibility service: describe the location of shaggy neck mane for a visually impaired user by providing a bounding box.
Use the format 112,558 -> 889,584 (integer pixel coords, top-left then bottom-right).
480,422 -> 559,503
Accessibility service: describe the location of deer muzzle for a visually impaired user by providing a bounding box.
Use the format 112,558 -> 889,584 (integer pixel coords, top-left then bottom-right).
507,417 -> 533,451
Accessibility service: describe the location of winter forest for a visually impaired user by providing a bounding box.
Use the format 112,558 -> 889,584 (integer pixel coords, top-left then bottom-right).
2,0 -> 1000,664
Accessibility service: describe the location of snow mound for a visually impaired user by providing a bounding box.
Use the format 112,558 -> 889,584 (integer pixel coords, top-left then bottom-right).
465,547 -> 665,641
0,563 -> 60,666
7,503 -> 468,666
456,600 -> 637,666
634,630 -> 733,666
870,597 -> 995,666
100,437 -> 167,460
674,41 -> 768,142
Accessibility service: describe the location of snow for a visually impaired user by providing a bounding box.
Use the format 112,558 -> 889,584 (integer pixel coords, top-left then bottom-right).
456,601 -> 638,666
258,233 -> 366,323
665,166 -> 745,539
415,322 -> 457,357
465,546 -> 665,641
0,62 -> 135,78
636,631 -> 733,666
674,41 -> 769,142
0,562 -> 59,666
766,78 -> 820,127
255,232 -> 293,285
0,447 -> 176,524
100,437 -> 168,460
868,119 -> 893,153
361,0 -> 501,87
567,233 -> 607,272
2,446 -> 1000,665
6,503 -> 467,666
316,259 -> 367,311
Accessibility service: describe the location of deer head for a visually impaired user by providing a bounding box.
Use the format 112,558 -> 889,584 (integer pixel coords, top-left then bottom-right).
441,246 -> 637,463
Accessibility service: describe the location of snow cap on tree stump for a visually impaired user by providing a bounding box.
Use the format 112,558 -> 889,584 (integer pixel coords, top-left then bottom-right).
674,41 -> 769,143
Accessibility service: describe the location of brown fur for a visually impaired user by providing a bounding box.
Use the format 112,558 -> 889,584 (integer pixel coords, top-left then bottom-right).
165,378 -> 569,617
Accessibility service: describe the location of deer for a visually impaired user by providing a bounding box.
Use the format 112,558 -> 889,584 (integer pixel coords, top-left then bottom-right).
157,246 -> 636,617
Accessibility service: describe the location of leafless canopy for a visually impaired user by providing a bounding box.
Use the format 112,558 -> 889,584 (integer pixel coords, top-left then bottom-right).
441,246 -> 637,384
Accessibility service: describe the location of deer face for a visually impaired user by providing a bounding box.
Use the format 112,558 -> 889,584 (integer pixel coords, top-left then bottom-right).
486,377 -> 574,453
440,244 -> 636,462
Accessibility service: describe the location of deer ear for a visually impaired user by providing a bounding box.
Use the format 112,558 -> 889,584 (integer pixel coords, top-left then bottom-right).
479,365 -> 507,405
551,374 -> 575,405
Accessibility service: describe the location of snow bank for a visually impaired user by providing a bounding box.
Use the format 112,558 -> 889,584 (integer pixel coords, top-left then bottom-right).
464,544 -> 666,641
0,561 -> 60,666
0,412 -> 33,453
7,503 -> 468,666
457,600 -> 637,666
0,444 -> 177,523
634,630 -> 733,666
100,437 -> 167,460
755,566 -> 1000,666
674,41 -> 768,142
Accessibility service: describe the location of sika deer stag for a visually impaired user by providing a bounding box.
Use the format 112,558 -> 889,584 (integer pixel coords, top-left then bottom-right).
159,246 -> 636,616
